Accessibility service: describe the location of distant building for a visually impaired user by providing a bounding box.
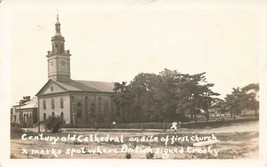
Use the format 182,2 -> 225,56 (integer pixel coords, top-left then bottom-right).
11,96 -> 31,124
10,96 -> 38,127
36,15 -> 120,127
17,97 -> 38,128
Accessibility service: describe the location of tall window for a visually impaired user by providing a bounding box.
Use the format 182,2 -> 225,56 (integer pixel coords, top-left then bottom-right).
98,97 -> 102,115
43,113 -> 46,121
60,98 -> 64,108
77,103 -> 82,117
24,114 -> 27,123
104,103 -> 109,113
51,99 -> 55,109
116,105 -> 120,116
85,97 -> 90,117
52,112 -> 55,117
60,112 -> 64,120
91,103 -> 95,117
43,100 -> 46,110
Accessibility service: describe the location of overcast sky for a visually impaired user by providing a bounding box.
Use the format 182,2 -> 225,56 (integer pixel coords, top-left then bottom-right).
0,0 -> 264,104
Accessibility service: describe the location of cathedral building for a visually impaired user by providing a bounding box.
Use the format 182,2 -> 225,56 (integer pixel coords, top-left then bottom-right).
36,16 -> 119,126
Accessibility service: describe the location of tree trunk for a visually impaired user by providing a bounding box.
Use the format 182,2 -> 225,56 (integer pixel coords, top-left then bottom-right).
190,108 -> 193,121
205,109 -> 209,123
194,110 -> 197,124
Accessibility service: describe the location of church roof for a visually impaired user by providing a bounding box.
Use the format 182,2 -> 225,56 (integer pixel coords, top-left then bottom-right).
55,79 -> 115,92
36,79 -> 115,96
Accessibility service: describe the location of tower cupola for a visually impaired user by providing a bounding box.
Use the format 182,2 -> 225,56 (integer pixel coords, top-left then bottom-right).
46,15 -> 71,82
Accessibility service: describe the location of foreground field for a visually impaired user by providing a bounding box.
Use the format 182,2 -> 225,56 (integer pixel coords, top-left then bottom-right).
10,121 -> 258,159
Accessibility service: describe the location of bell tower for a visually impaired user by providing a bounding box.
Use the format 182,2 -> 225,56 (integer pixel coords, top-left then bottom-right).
46,15 -> 71,82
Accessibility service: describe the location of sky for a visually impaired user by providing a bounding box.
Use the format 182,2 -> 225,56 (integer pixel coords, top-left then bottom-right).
0,0 -> 264,104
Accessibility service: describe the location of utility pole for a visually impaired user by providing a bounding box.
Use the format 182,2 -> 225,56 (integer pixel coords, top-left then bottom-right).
38,99 -> 40,133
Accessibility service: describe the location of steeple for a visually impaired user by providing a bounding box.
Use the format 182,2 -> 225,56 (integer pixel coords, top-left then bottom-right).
46,15 -> 71,82
55,14 -> 61,35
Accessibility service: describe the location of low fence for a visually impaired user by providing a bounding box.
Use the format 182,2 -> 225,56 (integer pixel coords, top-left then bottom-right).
64,117 -> 258,129
181,117 -> 258,129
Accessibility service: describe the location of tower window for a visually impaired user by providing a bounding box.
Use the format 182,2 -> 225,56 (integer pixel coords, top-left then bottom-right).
55,44 -> 59,52
43,100 -> 46,110
61,44 -> 64,52
51,99 -> 55,109
60,98 -> 64,108
52,112 -> 55,117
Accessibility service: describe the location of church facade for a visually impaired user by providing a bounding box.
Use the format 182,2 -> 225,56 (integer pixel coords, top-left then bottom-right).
36,16 -> 120,126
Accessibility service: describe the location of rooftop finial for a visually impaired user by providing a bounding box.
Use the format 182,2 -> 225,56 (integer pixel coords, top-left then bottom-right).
55,13 -> 61,35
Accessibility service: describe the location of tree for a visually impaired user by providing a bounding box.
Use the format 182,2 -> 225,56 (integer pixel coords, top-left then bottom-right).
112,69 -> 220,123
44,116 -> 65,133
224,83 -> 259,118
176,72 -> 219,123
224,88 -> 243,118
128,72 -> 161,122
241,83 -> 259,116
210,98 -> 227,115
198,83 -> 220,122
112,81 -> 132,123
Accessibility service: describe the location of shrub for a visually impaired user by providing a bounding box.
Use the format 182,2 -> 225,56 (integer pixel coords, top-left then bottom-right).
146,151 -> 154,159
10,153 -> 16,159
44,116 -> 65,133
125,153 -> 131,159
10,123 -> 25,139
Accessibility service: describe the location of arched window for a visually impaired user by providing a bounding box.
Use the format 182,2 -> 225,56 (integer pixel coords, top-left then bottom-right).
77,103 -> 82,117
23,114 -> 26,123
60,112 -> 64,120
43,113 -> 46,121
43,100 -> 46,110
52,112 -> 55,117
26,113 -> 29,123
60,98 -> 64,108
51,99 -> 55,109
91,103 -> 95,117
